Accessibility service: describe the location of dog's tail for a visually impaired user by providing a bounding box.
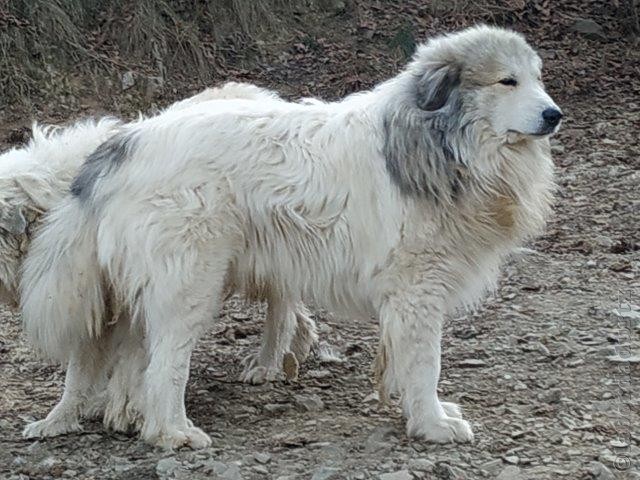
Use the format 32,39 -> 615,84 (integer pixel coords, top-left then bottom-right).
21,197 -> 104,363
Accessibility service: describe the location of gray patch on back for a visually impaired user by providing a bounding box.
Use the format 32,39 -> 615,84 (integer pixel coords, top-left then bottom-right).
71,132 -> 134,201
383,65 -> 472,203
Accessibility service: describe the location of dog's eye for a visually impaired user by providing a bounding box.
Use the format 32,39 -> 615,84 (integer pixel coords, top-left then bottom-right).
498,78 -> 518,86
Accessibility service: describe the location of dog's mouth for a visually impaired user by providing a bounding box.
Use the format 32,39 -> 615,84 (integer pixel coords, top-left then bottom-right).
506,127 -> 560,142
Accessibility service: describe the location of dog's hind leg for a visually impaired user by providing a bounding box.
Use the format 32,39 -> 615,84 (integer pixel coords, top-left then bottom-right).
23,341 -> 108,438
290,304 -> 318,363
240,299 -> 318,384
103,319 -> 147,433
139,245 -> 232,450
240,296 -> 296,384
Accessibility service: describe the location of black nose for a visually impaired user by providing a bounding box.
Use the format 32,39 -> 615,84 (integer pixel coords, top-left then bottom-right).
542,108 -> 563,128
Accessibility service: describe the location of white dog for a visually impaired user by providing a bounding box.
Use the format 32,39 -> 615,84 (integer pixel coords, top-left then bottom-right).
0,83 -> 316,436
22,25 -> 560,449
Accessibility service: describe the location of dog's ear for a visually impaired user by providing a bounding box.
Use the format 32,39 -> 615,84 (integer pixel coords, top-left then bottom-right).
0,205 -> 27,235
416,64 -> 461,111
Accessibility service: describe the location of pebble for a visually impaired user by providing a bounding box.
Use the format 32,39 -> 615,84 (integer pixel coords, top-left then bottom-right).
156,457 -> 181,477
311,466 -> 340,480
588,461 -> 615,480
264,403 -> 292,414
254,453 -> 272,464
457,358 -> 486,368
202,460 -> 230,475
379,470 -> 412,480
253,465 -> 269,475
408,458 -> 435,472
496,466 -> 522,480
221,463 -> 243,480
480,459 -> 503,476
308,369 -> 333,379
295,394 -> 325,412
434,463 -> 467,479
503,455 -> 519,465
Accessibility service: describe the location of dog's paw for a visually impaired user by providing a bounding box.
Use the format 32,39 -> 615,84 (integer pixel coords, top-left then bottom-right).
151,425 -> 212,450
407,415 -> 474,443
240,365 -> 283,384
441,401 -> 463,419
23,416 -> 82,439
239,353 -> 283,384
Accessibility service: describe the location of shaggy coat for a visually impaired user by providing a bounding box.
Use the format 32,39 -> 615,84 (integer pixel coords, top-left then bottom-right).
0,84 -> 316,438
22,26 -> 559,448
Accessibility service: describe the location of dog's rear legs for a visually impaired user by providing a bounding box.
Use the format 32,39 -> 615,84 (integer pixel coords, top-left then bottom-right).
23,342 -> 107,438
240,299 -> 317,384
139,249 -> 231,450
378,289 -> 473,443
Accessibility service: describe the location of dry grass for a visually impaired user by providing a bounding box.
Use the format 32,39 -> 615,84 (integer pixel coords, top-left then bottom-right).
0,0 -> 315,108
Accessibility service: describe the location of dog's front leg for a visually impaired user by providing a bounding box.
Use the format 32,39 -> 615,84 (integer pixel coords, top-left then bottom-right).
377,290 -> 473,443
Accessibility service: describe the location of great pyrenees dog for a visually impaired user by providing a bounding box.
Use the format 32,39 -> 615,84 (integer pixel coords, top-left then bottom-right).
1,83 -> 316,437
22,25 -> 561,449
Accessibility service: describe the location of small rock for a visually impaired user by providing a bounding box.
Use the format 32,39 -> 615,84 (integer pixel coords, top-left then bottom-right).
609,439 -> 628,448
264,403 -> 292,414
221,464 -> 243,480
434,463 -> 466,479
202,460 -> 229,475
571,18 -> 606,40
308,369 -> 332,379
481,459 -> 503,476
497,466 -> 522,480
457,358 -> 486,368
594,235 -> 613,248
254,453 -> 271,464
380,469 -> 412,480
311,466 -> 340,480
0,418 -> 12,430
539,389 -> 562,404
611,306 -> 640,320
295,394 -> 324,412
408,458 -> 435,472
253,465 -> 269,475
156,457 -> 181,477
121,71 -> 135,90
38,457 -> 59,472
607,354 -> 640,363
62,470 -> 78,477
588,461 -> 615,480
11,457 -> 27,468
363,391 -> 380,404
503,455 -> 519,465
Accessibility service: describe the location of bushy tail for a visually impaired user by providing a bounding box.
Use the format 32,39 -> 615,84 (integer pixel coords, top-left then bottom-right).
21,197 -> 104,363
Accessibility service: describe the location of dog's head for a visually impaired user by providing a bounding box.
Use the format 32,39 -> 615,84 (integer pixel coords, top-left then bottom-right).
411,25 -> 562,140
0,149 -> 45,307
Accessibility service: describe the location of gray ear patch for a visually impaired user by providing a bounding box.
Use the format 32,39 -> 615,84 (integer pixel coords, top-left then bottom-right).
416,65 -> 461,111
0,205 -> 27,235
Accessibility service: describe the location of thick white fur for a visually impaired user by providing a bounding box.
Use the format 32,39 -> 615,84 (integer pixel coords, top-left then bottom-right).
0,83 -> 316,439
22,26 -> 558,448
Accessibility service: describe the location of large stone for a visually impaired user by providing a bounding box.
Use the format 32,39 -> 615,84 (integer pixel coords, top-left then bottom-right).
572,19 -> 606,40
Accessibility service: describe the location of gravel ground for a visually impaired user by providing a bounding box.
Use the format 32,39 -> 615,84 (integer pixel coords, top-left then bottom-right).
1,6 -> 639,480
